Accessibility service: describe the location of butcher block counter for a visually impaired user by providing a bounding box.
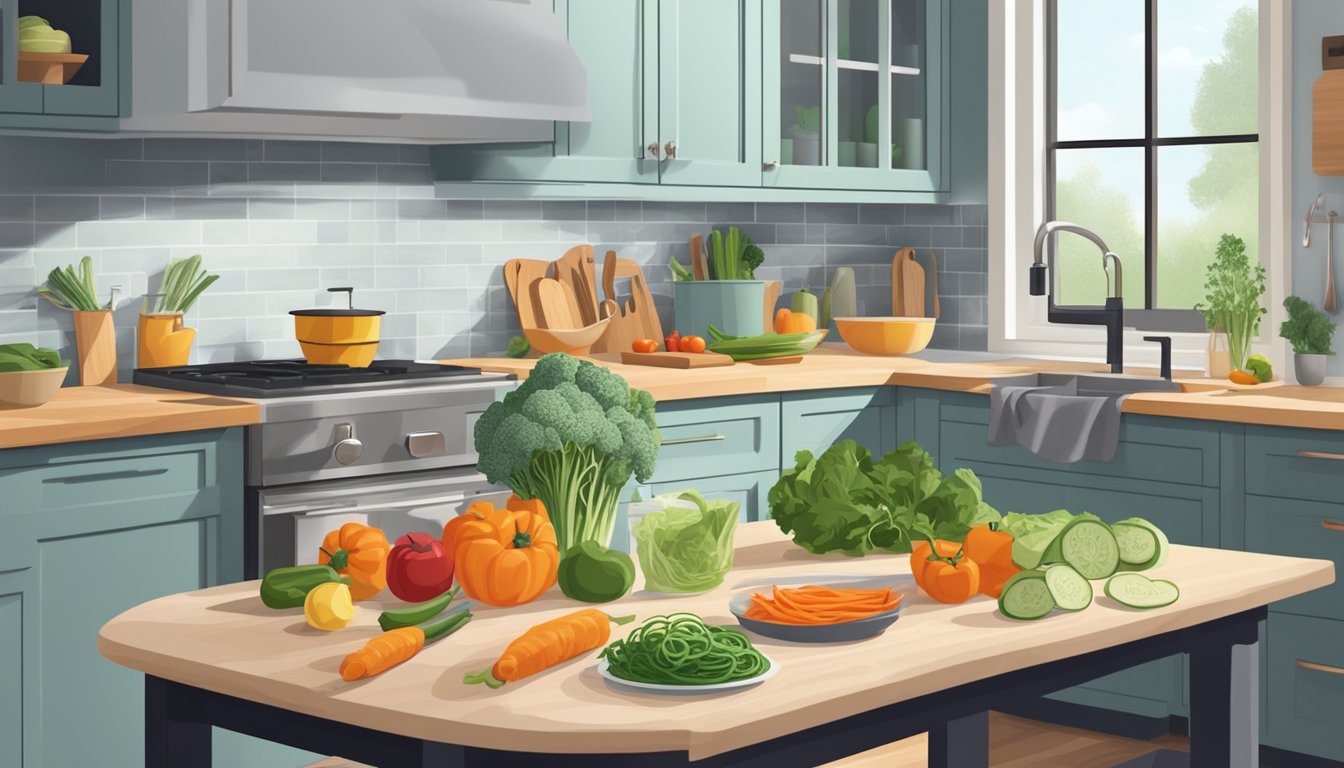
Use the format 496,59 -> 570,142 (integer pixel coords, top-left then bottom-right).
447,346 -> 1344,431
0,384 -> 259,450
99,523 -> 1333,766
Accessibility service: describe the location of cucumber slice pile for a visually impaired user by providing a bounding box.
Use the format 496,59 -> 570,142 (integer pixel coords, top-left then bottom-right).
1112,517 -> 1171,571
998,571 -> 1055,621
1057,520 -> 1120,580
1044,564 -> 1093,612
1105,572 -> 1180,609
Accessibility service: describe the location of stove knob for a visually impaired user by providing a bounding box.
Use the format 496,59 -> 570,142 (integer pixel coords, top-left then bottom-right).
406,431 -> 446,458
332,423 -> 363,465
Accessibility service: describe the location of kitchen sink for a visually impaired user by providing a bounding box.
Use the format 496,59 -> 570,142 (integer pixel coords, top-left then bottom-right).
991,372 -> 1183,397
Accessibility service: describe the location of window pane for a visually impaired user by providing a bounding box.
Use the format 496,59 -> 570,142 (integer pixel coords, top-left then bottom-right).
1157,3 -> 1258,138
1056,0 -> 1145,142
890,0 -> 927,170
1155,143 -> 1259,310
1053,148 -> 1146,306
838,0 -> 879,167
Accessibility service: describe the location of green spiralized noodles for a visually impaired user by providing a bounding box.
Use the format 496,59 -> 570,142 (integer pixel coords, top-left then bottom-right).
599,613 -> 770,685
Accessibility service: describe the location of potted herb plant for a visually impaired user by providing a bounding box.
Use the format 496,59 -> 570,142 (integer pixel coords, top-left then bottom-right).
1280,295 -> 1336,386
1195,234 -> 1265,383
137,254 -> 219,368
669,226 -> 768,339
40,255 -> 121,386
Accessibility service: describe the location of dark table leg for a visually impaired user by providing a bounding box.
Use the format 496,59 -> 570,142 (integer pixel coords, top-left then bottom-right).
145,675 -> 212,768
928,709 -> 989,768
1189,623 -> 1259,768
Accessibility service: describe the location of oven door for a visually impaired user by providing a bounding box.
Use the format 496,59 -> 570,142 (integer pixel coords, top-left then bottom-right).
258,468 -> 511,573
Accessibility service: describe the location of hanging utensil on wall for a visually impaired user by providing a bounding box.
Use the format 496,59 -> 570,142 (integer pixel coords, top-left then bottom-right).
1327,210 -> 1339,314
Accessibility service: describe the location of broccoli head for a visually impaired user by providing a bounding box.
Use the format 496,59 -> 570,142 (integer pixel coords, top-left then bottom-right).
474,353 -> 661,551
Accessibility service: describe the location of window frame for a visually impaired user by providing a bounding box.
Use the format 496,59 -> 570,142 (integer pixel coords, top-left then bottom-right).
1046,0 -> 1260,327
987,0 -> 1291,372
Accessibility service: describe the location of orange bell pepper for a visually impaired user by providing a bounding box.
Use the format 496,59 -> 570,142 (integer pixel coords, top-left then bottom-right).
962,522 -> 1021,598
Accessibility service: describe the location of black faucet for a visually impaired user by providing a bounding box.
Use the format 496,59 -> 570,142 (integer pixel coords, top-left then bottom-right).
1144,336 -> 1172,380
1031,222 -> 1126,374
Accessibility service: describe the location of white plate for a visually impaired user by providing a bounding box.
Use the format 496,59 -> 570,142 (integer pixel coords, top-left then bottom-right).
596,656 -> 778,694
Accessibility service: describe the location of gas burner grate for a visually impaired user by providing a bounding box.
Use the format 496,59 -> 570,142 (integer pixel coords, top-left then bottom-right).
135,359 -> 484,396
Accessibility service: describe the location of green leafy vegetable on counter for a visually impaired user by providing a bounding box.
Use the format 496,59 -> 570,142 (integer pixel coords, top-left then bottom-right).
632,489 -> 739,594
473,353 -> 660,554
767,440 -> 1000,557
558,541 -> 636,603
1245,353 -> 1273,383
505,335 -> 531,358
599,613 -> 770,685
0,343 -> 64,373
706,324 -> 826,361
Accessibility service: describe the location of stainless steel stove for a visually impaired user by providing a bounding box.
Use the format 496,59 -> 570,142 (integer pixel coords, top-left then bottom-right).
134,359 -> 516,578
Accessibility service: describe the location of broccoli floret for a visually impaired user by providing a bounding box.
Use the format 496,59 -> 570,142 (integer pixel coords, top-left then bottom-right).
474,353 -> 662,551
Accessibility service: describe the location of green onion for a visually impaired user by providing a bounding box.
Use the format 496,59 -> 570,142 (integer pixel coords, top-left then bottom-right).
157,254 -> 219,314
40,255 -> 101,311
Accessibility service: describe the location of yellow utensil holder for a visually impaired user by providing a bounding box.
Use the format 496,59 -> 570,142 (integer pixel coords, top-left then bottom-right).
137,313 -> 196,368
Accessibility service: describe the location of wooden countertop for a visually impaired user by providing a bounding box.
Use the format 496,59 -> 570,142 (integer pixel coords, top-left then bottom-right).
0,384 -> 260,450
99,523 -> 1333,760
447,346 -> 1344,431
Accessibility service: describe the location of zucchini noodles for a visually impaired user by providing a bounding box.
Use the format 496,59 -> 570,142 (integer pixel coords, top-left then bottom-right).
599,613 -> 770,685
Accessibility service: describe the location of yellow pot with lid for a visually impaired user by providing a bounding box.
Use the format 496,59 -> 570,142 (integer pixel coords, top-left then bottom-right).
291,287 -> 385,367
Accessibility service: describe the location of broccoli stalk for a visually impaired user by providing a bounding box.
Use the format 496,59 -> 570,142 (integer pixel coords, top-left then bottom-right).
474,353 -> 661,554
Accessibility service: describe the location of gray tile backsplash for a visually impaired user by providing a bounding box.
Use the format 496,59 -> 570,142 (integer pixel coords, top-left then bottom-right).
0,138 -> 989,378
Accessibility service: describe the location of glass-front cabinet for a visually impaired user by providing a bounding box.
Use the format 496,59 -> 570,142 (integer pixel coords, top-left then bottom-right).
0,0 -> 123,128
764,0 -> 943,192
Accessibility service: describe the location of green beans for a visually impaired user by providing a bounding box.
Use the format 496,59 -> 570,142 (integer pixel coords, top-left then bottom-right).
599,613 -> 770,685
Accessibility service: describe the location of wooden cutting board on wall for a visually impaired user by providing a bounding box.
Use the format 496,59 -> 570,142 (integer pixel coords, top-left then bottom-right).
1314,70 -> 1344,174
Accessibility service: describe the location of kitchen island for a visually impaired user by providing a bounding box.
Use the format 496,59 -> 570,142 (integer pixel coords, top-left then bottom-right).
99,522 -> 1333,768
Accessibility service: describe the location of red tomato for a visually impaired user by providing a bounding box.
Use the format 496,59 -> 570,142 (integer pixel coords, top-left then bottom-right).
386,532 -> 455,603
680,335 -> 707,353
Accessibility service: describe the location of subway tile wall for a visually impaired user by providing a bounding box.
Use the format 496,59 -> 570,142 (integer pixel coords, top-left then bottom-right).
0,138 -> 988,379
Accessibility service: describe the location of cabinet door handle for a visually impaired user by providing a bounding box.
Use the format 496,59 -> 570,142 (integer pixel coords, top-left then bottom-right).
660,434 -> 727,447
44,467 -> 169,484
664,140 -> 677,159
1296,659 -> 1344,676
1322,520 -> 1344,532
646,142 -> 661,159
1297,450 -> 1344,461
763,160 -> 779,170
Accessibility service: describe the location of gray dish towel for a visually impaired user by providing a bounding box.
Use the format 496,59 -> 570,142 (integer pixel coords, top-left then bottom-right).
987,375 -> 1127,463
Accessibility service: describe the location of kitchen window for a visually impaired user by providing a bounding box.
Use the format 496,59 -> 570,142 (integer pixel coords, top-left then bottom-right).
988,0 -> 1291,369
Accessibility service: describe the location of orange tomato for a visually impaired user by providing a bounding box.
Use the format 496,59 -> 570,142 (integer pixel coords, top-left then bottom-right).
680,335 -> 707,353
630,339 -> 658,353
1228,370 -> 1260,386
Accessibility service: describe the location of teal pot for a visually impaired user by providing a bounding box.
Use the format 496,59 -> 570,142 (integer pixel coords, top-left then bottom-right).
674,280 -> 766,340
1295,353 -> 1328,386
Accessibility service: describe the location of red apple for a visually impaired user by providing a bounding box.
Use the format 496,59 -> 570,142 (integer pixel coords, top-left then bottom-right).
386,532 -> 454,603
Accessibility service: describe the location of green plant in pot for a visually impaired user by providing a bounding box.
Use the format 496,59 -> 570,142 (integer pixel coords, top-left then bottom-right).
668,226 -> 769,338
1280,295 -> 1336,386
1195,234 -> 1265,383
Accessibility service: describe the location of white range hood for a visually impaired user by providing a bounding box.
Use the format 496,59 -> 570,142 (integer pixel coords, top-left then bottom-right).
190,0 -> 589,122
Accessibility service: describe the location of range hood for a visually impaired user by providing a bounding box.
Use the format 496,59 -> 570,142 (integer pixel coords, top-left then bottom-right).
187,0 -> 589,123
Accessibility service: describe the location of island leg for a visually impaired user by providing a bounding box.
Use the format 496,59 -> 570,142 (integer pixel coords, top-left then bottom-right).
145,675 -> 212,768
1189,630 -> 1259,767
928,710 -> 989,768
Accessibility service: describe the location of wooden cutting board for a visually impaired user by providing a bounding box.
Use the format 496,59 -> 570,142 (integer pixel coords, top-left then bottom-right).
891,247 -> 916,316
533,278 -> 578,330
503,258 -> 551,331
594,252 -> 664,353
619,351 -> 735,368
902,256 -> 925,318
914,250 -> 939,318
762,279 -> 782,331
553,245 -> 599,326
690,234 -> 708,280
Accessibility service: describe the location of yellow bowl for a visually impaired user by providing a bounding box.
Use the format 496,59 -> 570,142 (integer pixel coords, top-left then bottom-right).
298,340 -> 380,367
292,314 -> 381,344
834,317 -> 936,356
0,366 -> 68,408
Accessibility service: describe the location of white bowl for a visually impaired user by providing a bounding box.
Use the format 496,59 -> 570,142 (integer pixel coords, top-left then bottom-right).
0,367 -> 68,408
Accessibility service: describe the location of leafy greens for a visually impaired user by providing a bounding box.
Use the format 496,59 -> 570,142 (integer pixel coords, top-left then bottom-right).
632,489 -> 739,593
767,440 -> 1000,556
0,343 -> 64,373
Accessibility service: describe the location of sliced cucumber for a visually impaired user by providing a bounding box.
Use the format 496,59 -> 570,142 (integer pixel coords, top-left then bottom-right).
998,570 -> 1056,621
1113,517 -> 1170,571
1044,564 -> 1093,611
1058,519 -> 1120,580
1105,572 -> 1180,609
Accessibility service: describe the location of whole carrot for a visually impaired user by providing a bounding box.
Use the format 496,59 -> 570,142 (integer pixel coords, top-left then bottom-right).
464,609 -> 634,689
340,608 -> 472,681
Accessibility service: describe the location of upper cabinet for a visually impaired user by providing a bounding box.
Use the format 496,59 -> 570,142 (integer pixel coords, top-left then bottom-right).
433,0 -> 974,203
763,0 -> 941,193
0,0 -> 124,131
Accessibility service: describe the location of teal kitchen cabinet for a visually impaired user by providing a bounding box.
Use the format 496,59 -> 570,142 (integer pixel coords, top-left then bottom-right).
780,387 -> 896,465
1265,613 -> 1344,761
648,395 -> 781,485
0,428 -> 317,768
0,0 -> 125,130
935,390 -> 1222,720
433,0 -> 760,189
762,0 -> 945,193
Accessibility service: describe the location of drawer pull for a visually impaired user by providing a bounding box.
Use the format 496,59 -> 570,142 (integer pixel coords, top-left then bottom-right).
43,467 -> 169,485
1296,659 -> 1344,676
660,434 -> 727,447
1322,520 -> 1344,532
1297,450 -> 1344,462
